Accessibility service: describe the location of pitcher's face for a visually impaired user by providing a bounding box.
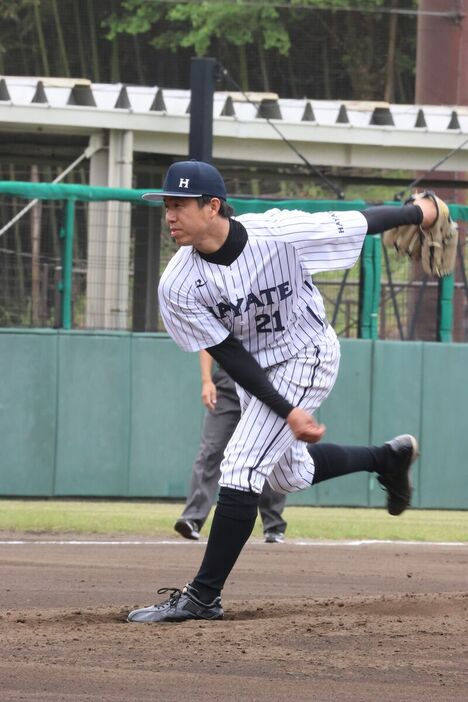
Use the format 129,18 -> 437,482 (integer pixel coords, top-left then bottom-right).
164,197 -> 217,248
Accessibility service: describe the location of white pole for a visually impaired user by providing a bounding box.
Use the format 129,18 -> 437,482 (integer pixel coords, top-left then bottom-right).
0,134 -> 104,238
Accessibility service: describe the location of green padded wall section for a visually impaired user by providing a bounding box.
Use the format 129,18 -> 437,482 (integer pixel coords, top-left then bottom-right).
369,341 -> 424,509
0,330 -> 467,509
54,332 -> 132,495
419,343 -> 468,509
0,330 -> 57,495
128,335 -> 204,497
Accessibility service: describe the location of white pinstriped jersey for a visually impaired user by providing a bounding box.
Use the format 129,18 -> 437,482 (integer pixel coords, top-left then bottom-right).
159,208 -> 368,368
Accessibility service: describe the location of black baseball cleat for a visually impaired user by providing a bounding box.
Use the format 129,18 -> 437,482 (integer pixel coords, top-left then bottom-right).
378,434 -> 419,516
174,518 -> 200,540
264,530 -> 285,543
127,584 -> 223,623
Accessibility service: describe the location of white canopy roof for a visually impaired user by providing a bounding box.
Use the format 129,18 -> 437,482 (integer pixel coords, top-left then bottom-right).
1,76 -> 468,172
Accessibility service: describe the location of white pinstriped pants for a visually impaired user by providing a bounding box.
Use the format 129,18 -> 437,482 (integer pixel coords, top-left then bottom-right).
218,325 -> 341,494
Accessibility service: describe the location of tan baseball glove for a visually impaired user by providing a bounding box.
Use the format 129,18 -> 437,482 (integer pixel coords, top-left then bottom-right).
382,191 -> 458,277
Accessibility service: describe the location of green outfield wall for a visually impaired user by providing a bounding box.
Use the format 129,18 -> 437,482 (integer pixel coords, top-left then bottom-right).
0,330 -> 466,509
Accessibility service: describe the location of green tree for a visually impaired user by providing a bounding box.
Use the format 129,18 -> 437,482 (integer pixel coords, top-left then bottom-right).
0,0 -> 37,74
107,0 -> 290,90
0,1 -> 419,102
106,0 -> 417,97
290,0 -> 417,100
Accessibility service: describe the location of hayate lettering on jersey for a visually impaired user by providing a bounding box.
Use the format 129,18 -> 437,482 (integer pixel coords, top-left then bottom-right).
207,281 -> 293,320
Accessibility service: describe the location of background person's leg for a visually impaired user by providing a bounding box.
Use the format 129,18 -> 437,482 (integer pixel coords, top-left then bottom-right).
177,371 -> 240,534
259,481 -> 287,540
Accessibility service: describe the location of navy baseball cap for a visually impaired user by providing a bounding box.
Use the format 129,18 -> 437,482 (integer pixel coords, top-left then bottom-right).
142,160 -> 227,201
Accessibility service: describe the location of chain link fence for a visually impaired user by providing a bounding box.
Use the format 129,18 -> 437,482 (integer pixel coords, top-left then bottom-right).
0,185 -> 467,341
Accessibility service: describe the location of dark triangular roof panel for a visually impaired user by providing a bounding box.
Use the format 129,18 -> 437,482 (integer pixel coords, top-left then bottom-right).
0,78 -> 10,101
447,110 -> 460,129
221,96 -> 235,117
336,105 -> 349,124
257,99 -> 282,119
150,89 -> 166,112
301,102 -> 315,122
414,108 -> 427,128
114,87 -> 131,109
370,107 -> 395,126
32,81 -> 48,104
68,85 -> 96,107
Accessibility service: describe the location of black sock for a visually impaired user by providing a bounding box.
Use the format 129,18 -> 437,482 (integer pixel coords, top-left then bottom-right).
191,487 -> 260,602
310,442 -> 389,485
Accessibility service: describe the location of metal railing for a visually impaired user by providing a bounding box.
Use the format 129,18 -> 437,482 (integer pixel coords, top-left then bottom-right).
0,181 -> 467,341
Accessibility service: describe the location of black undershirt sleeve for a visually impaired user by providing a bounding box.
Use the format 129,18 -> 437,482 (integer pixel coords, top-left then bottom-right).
363,204 -> 423,235
206,334 -> 294,419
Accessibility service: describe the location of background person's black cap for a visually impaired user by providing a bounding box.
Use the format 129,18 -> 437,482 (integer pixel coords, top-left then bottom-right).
142,160 -> 227,201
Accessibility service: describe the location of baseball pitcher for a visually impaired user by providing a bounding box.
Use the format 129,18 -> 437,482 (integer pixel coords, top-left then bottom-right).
128,160 -> 454,623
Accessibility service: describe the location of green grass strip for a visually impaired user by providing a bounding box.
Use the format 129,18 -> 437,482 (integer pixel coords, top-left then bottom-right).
0,500 -> 467,542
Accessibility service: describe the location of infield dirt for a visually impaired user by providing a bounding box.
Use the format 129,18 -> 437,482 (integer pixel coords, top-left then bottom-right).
1,535 -> 467,701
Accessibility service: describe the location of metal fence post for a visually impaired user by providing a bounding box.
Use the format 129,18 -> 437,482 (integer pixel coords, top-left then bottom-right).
359,235 -> 381,340
59,198 -> 75,330
438,273 -> 454,342
359,236 -> 374,339
371,234 -> 382,339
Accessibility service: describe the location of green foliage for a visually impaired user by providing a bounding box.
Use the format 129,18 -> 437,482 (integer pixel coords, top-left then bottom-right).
107,0 -> 290,56
0,0 -> 34,19
288,0 -> 417,8
107,0 -> 417,58
0,0 -> 38,58
0,0 -> 420,101
105,0 -> 166,38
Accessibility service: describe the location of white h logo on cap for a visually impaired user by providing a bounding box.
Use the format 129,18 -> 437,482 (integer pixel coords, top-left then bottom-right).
179,178 -> 190,188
